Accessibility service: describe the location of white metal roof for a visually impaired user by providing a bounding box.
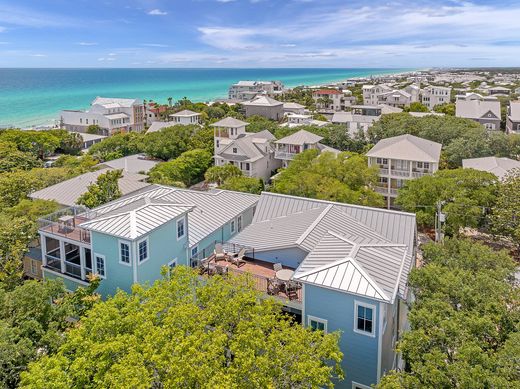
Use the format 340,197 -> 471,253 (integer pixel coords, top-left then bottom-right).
104,113 -> 129,120
147,121 -> 176,133
455,93 -> 501,119
275,129 -> 323,145
283,102 -> 305,109
210,117 -> 248,128
217,130 -> 275,162
91,97 -> 140,108
508,101 -> 520,121
97,154 -> 159,174
80,201 -> 193,240
242,96 -> 283,107
366,134 -> 441,163
463,156 -> 520,180
171,109 -> 200,117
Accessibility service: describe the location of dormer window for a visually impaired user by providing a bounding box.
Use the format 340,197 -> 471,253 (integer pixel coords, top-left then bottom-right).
233,148 -> 237,153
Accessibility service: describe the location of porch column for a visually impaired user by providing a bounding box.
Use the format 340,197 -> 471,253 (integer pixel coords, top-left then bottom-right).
79,246 -> 86,280
40,234 -> 47,267
409,160 -> 413,178
59,240 -> 66,273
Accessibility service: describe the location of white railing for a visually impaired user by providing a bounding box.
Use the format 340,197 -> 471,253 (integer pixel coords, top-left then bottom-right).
374,186 -> 388,194
274,151 -> 298,160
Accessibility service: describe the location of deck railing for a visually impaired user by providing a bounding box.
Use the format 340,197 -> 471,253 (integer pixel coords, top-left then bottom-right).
38,206 -> 93,244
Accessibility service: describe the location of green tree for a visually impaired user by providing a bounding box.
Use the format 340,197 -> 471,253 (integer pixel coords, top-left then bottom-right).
53,154 -> 99,173
0,277 -> 100,387
0,141 -> 41,172
396,168 -> 498,235
433,102 -> 455,116
188,127 -> 214,154
272,150 -> 384,207
49,129 -> 83,155
220,176 -> 264,194
148,149 -> 212,187
489,168 -> 520,248
377,239 -> 519,389
243,115 -> 280,133
0,130 -> 61,159
88,132 -> 144,161
21,267 -> 343,388
405,102 -> 429,112
86,124 -> 102,135
204,165 -> 243,185
142,125 -> 200,161
77,169 -> 123,208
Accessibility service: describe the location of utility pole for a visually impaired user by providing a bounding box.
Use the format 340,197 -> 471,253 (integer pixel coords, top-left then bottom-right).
435,201 -> 446,243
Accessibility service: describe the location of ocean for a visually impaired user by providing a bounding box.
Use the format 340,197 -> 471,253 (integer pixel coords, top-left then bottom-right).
0,68 -> 412,128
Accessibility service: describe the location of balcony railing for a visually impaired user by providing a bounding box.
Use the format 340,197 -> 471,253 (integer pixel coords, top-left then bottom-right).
38,206 -> 93,244
274,151 -> 299,160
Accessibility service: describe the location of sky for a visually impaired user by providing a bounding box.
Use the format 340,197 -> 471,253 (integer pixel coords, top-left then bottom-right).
0,0 -> 519,68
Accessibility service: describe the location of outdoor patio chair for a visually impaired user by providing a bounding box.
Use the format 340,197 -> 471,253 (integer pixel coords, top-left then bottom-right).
214,243 -> 226,262
215,264 -> 228,276
267,277 -> 284,295
284,281 -> 301,300
273,262 -> 283,272
229,248 -> 247,267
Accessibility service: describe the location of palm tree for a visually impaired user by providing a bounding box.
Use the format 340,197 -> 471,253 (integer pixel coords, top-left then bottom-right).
167,97 -> 173,107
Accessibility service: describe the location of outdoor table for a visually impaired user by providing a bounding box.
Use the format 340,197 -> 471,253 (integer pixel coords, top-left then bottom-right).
275,269 -> 294,281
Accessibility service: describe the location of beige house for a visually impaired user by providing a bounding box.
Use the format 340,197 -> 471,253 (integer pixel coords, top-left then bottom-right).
421,85 -> 452,109
212,117 -> 281,181
366,134 -> 442,208
506,101 -> 520,134
169,109 -> 202,125
312,89 -> 354,111
274,129 -> 339,168
455,93 -> 501,130
331,104 -> 402,135
242,96 -> 284,120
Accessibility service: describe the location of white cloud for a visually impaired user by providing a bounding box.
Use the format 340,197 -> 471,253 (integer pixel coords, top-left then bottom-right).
77,42 -> 98,46
148,9 -> 168,16
30,53 -> 47,57
140,43 -> 169,47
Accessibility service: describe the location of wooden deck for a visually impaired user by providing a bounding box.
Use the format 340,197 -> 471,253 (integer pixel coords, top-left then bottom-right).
40,216 -> 91,243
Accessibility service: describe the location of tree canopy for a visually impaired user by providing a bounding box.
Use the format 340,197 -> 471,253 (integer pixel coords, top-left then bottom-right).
204,165 -> 243,186
21,267 -> 343,388
271,150 -> 384,207
378,239 -> 519,388
220,176 -> 264,194
395,168 -> 498,235
489,168 -> 520,248
148,149 -> 212,187
77,169 -> 123,208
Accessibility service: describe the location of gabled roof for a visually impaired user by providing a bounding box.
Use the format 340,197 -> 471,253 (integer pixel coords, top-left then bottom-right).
29,168 -> 150,207
210,117 -> 249,128
366,134 -> 441,163
283,102 -> 305,109
80,200 -> 193,240
229,191 -> 416,302
508,101 -> 520,121
462,156 -> 520,180
91,97 -> 140,108
456,93 -> 501,119
275,129 -> 323,145
147,121 -> 176,133
97,154 -> 159,174
88,186 -> 259,246
242,96 -> 283,107
217,130 -> 275,162
171,109 -> 200,117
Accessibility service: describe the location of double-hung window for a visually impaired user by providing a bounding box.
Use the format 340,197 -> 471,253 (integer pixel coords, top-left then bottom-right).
308,316 -> 327,333
230,219 -> 236,234
354,301 -> 375,336
119,241 -> 130,265
95,254 -> 106,279
191,245 -> 198,258
138,238 -> 148,264
177,218 -> 186,240
237,215 -> 242,232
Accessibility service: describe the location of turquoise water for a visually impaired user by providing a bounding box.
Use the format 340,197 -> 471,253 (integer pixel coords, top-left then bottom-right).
0,68 -> 411,127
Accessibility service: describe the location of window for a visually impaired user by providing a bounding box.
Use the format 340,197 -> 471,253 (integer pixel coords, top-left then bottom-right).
308,316 -> 327,333
233,147 -> 238,154
237,215 -> 242,232
423,162 -> 430,169
119,241 -> 130,265
416,162 -> 423,168
191,245 -> 198,258
95,254 -> 106,278
168,258 -> 177,270
138,239 -> 148,263
354,301 -> 375,336
352,382 -> 371,389
177,218 -> 185,240
216,139 -> 220,148
79,118 -> 82,124
30,260 -> 38,275
230,219 -> 236,233
86,119 -> 89,124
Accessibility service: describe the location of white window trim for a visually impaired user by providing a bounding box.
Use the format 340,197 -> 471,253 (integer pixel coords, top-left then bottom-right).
352,381 -> 371,389
94,253 -> 106,279
168,258 -> 177,270
176,217 -> 186,241
230,219 -> 236,234
354,300 -> 377,338
118,240 -> 131,266
137,237 -> 149,265
307,315 -> 328,334
237,215 -> 243,232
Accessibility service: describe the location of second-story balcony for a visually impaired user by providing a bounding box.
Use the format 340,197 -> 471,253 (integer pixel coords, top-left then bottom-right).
274,150 -> 299,160
38,206 -> 93,244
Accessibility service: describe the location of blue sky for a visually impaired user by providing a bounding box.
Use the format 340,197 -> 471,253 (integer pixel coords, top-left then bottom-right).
0,0 -> 518,68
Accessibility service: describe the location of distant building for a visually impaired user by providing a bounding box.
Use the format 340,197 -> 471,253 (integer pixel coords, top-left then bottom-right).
72,132 -> 107,150
242,96 -> 284,121
463,156 -> 520,180
331,105 -> 402,134
145,103 -> 167,125
487,86 -> 511,96
169,109 -> 202,125
97,154 -> 159,175
60,97 -> 145,135
211,117 -> 281,182
421,85 -> 452,109
455,93 -> 501,130
362,85 -> 393,105
312,89 -> 353,112
228,80 -> 284,101
506,101 -> 520,134
147,121 -> 175,133
283,102 -> 306,115
366,134 -> 441,208
281,113 -> 328,128
274,129 -> 340,168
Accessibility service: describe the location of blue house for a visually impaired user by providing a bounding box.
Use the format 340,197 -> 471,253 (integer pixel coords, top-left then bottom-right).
37,187 -> 416,388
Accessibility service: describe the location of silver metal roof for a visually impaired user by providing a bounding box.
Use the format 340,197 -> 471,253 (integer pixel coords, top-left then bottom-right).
147,121 -> 176,133
242,96 -> 283,107
210,117 -> 248,128
29,168 -> 150,207
275,129 -> 323,145
97,154 -> 159,174
229,192 -> 416,302
462,156 -> 520,180
366,134 -> 441,163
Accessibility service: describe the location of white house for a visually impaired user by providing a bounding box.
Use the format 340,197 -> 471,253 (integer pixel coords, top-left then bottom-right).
455,93 -> 501,130
506,100 -> 520,134
312,89 -> 354,112
283,102 -> 306,115
212,117 -> 281,182
366,134 -> 442,208
60,97 -> 145,135
421,85 -> 452,109
331,105 -> 402,135
463,157 -> 520,180
242,96 -> 284,120
362,85 -> 393,106
228,80 -> 284,101
169,109 -> 202,125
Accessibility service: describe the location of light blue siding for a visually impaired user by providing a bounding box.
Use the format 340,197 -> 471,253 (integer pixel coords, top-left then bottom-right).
253,247 -> 307,269
43,269 -> 86,292
304,284 -> 380,388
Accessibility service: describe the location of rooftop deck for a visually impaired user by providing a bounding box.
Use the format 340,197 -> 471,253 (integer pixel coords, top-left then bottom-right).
38,206 -> 93,244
